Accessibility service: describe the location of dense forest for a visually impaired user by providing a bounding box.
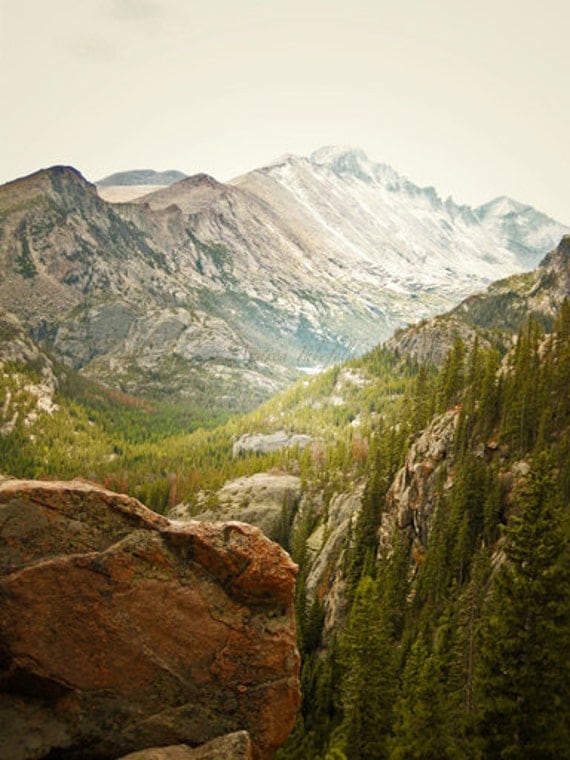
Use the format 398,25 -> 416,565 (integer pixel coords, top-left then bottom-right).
279,301 -> 570,759
1,296 -> 569,758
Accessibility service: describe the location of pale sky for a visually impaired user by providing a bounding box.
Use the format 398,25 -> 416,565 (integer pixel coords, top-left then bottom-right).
1,0 -> 569,222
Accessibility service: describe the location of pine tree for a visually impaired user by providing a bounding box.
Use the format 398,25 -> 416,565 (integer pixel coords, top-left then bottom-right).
389,634 -> 463,759
437,337 -> 466,412
336,575 -> 397,759
475,455 -> 570,759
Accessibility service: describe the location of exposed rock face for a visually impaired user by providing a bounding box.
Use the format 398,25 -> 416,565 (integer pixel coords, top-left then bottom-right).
386,316 -> 485,366
0,479 -> 300,760
117,731 -> 252,760
232,431 -> 312,457
170,471 -> 302,544
383,410 -> 459,552
303,484 -> 365,640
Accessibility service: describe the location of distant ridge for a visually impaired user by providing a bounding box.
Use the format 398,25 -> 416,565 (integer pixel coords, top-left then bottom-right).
97,169 -> 187,187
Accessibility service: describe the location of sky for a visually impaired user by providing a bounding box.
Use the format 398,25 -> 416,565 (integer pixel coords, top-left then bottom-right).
1,0 -> 569,223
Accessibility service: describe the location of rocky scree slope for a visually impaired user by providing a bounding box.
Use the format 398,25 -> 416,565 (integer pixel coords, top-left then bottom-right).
0,478 -> 300,760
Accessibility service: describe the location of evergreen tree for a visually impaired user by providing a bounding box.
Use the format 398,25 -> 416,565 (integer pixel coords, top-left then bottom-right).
389,634 -> 463,759
336,575 -> 397,759
475,455 -> 570,759
437,337 -> 466,412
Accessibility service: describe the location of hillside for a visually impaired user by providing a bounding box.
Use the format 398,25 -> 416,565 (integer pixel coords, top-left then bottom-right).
0,149 -> 566,414
387,233 -> 570,363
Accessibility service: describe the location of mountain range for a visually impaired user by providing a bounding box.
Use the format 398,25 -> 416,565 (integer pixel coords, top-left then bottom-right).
0,147 -> 567,410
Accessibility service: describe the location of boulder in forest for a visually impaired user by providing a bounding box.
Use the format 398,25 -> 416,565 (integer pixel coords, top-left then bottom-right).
170,471 -> 302,543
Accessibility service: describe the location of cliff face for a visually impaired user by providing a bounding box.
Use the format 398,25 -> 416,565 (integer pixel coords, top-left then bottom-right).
0,479 -> 300,760
382,410 -> 459,554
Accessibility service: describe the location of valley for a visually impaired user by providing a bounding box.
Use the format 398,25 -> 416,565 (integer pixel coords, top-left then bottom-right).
0,149 -> 569,759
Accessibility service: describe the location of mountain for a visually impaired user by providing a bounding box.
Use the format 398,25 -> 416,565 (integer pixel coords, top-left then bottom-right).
97,169 -> 188,186
475,194 -> 565,268
387,233 -> 570,363
0,166 -> 292,410
1,218 -> 569,757
0,150 -> 567,412
96,168 -> 188,203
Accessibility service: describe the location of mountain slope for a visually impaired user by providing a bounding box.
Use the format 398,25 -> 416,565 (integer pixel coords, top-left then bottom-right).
1,150 -> 567,411
387,234 -> 570,363
0,167 -> 288,409
233,146 -> 567,310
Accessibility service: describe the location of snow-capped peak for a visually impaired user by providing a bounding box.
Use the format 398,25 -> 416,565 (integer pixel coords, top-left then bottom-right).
477,195 -> 529,219
310,145 -> 406,189
310,144 -> 368,166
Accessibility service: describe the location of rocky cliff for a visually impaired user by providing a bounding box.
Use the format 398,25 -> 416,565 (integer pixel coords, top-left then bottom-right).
0,478 -> 300,760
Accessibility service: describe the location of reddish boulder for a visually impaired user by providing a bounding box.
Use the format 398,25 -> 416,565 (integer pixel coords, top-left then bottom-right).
0,479 -> 300,760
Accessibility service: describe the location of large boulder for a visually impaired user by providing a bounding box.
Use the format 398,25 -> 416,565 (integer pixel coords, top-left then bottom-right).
170,471 -> 302,543
0,478 -> 300,760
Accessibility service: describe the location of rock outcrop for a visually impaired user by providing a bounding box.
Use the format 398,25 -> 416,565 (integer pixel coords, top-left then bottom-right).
169,471 -> 302,544
232,431 -> 312,457
0,479 -> 300,760
117,731 -> 252,760
382,410 -> 459,553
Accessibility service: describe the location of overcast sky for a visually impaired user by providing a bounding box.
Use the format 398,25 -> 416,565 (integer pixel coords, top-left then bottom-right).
1,0 -> 569,222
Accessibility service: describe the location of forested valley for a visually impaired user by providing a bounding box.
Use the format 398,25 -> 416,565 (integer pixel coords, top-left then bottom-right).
1,293 -> 569,758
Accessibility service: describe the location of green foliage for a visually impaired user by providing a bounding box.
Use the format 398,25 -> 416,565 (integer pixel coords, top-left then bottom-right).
389,634 -> 463,759
474,455 -> 570,758
334,575 -> 397,759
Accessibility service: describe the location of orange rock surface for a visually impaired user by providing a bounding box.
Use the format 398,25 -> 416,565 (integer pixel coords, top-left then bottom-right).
0,479 -> 300,760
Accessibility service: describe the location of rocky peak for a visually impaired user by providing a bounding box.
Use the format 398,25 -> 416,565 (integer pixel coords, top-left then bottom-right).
476,195 -> 528,220
0,164 -> 98,210
310,144 -> 402,187
136,173 -> 230,214
541,233 -> 570,270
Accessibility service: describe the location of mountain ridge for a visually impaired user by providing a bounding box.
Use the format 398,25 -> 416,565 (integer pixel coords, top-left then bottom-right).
1,149 -> 568,410
97,169 -> 188,186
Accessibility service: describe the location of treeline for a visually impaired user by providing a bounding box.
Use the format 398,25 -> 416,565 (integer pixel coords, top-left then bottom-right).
0,340 -> 417,514
279,301 -> 570,759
